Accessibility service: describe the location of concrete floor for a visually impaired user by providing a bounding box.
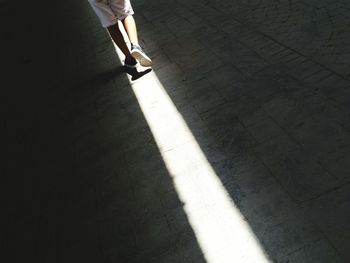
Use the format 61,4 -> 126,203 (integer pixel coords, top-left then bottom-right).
3,0 -> 350,262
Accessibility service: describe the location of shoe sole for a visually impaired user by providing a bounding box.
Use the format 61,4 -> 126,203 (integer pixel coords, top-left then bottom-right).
131,50 -> 152,67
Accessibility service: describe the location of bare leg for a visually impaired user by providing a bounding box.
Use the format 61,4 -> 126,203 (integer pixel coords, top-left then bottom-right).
107,23 -> 134,60
122,15 -> 139,45
122,15 -> 152,67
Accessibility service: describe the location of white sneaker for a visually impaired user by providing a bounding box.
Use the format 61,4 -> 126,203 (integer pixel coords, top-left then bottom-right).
124,57 -> 138,68
131,44 -> 152,67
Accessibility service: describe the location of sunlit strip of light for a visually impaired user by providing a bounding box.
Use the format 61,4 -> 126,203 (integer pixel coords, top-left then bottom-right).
111,25 -> 271,262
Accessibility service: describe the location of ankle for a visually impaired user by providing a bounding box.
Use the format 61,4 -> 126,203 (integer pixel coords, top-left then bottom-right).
131,42 -> 140,49
125,55 -> 135,61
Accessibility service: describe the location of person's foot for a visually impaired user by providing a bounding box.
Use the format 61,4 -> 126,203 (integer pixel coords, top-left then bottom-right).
124,57 -> 138,68
131,43 -> 152,67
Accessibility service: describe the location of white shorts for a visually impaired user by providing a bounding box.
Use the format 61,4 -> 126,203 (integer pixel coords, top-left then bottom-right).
88,0 -> 134,28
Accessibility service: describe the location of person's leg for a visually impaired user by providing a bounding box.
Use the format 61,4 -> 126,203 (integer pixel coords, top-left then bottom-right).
121,15 -> 138,45
88,0 -> 137,67
121,15 -> 152,67
107,23 -> 137,67
107,23 -> 133,59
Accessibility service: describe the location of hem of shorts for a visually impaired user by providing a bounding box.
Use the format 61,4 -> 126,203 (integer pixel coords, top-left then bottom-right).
102,19 -> 118,28
117,11 -> 134,21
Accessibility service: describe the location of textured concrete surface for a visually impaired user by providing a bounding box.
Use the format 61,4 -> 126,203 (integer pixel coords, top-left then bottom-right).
3,0 -> 350,262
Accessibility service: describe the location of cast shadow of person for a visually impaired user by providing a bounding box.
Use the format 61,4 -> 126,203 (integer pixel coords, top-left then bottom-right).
83,65 -> 152,87
123,66 -> 152,81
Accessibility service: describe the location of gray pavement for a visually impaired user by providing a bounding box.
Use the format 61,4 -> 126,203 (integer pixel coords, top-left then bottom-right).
3,0 -> 350,262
